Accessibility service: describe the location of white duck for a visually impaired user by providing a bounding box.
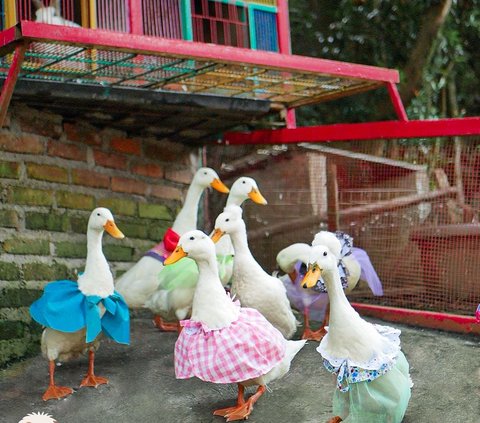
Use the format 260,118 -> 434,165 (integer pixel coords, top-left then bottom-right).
212,205 -> 298,339
115,167 -> 229,311
302,245 -> 411,423
166,230 -> 306,421
277,230 -> 383,341
144,176 -> 268,330
30,208 -> 128,401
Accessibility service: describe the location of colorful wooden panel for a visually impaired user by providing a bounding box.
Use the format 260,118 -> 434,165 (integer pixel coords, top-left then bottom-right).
253,8 -> 278,52
94,0 -> 129,32
191,0 -> 250,48
142,0 -> 182,39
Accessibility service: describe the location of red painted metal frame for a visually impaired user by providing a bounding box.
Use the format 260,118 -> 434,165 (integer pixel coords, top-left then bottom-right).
352,303 -> 480,335
0,26 -> 18,52
10,21 -> 399,83
387,82 -> 408,122
224,117 -> 480,144
0,42 -> 27,126
128,0 -> 144,35
277,0 -> 296,128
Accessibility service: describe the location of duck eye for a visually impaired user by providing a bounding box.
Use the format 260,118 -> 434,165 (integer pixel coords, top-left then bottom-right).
204,172 -> 207,175
242,180 -> 246,184
97,213 -> 100,216
323,251 -> 327,256
225,218 -> 230,222
189,236 -> 194,240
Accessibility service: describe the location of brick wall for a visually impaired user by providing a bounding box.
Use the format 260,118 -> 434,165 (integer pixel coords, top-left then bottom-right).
0,104 -> 197,366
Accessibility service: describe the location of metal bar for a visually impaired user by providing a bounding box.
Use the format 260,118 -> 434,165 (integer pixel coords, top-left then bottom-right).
326,159 -> 339,230
128,0 -> 143,34
60,52 -> 137,82
143,61 -> 220,89
16,21 -> 400,83
351,303 -> 480,335
111,57 -> 185,86
5,0 -> 17,28
0,42 -> 27,126
387,82 -> 408,121
0,25 -> 18,51
223,117 -> 480,144
247,5 -> 256,50
180,0 -> 193,41
276,0 -> 295,128
89,0 -> 97,29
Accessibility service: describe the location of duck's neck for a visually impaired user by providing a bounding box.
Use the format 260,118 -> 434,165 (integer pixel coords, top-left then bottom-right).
172,183 -> 204,234
191,256 -> 238,329
226,194 -> 244,207
228,228 -> 252,260
78,229 -> 114,298
323,267 -> 357,328
322,265 -> 390,362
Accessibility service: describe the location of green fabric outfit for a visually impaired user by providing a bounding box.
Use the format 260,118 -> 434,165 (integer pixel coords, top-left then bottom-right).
332,351 -> 411,422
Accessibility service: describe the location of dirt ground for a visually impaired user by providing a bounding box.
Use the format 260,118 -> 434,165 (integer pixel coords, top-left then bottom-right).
1,317 -> 479,423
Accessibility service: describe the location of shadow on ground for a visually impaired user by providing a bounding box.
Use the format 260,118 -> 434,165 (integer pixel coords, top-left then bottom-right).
1,318 -> 479,423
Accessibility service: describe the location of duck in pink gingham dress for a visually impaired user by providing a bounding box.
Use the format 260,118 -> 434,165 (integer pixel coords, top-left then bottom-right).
165,229 -> 306,421
175,300 -> 287,383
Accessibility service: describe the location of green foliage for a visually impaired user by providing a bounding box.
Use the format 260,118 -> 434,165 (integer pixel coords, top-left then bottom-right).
289,0 -> 479,124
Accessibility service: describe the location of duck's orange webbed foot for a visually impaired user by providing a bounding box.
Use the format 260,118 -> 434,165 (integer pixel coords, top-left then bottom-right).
152,315 -> 178,332
301,326 -> 327,342
42,360 -> 73,401
79,350 -> 108,389
327,417 -> 342,423
213,384 -> 247,420
42,384 -> 74,401
80,374 -> 108,388
217,385 -> 266,422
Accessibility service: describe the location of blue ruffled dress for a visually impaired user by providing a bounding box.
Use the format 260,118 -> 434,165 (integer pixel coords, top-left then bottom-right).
30,280 -> 130,344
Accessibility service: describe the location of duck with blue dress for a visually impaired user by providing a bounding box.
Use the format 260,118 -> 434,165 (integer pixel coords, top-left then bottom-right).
30,208 -> 129,401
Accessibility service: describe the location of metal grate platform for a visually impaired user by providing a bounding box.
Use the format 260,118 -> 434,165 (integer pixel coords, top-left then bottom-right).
0,21 -> 399,109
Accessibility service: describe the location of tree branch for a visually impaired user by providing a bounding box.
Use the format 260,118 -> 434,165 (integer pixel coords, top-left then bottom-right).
399,0 -> 453,106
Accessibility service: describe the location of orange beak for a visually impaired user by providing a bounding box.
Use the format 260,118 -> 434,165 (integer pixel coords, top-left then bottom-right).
210,178 -> 230,194
103,220 -> 125,239
210,228 -> 225,243
301,264 -> 321,289
248,188 -> 268,205
165,246 -> 187,265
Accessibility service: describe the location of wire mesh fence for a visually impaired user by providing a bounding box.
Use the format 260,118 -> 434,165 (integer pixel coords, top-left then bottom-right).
210,137 -> 480,317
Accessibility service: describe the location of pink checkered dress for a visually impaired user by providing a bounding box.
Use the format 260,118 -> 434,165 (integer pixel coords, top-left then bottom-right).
175,303 -> 287,384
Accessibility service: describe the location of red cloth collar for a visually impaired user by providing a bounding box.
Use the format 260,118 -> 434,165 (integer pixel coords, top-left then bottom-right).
163,227 -> 180,253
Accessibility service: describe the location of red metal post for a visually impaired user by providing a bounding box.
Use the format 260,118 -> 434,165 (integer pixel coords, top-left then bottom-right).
387,82 -> 408,121
0,43 -> 27,127
128,0 -> 144,35
224,117 -> 480,145
276,0 -> 296,128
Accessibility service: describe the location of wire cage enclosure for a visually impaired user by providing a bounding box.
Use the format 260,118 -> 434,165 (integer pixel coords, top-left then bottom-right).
1,0 -> 279,50
211,137 -> 480,319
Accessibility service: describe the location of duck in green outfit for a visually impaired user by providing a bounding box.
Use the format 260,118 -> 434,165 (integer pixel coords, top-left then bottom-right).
302,244 -> 412,423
